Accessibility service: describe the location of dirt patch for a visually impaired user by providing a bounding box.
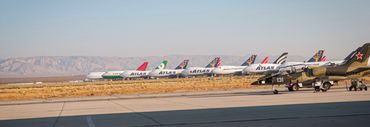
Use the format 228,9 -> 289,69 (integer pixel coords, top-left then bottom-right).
0,76 -> 265,100
0,76 -> 366,101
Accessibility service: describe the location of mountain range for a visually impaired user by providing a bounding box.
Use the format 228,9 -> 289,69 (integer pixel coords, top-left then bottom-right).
0,55 -> 306,77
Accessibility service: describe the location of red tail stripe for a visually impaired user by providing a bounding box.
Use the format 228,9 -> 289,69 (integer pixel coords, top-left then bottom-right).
136,62 -> 149,71
321,56 -> 327,62
261,57 -> 269,64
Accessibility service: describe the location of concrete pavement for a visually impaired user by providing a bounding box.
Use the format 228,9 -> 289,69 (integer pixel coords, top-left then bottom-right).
0,87 -> 370,127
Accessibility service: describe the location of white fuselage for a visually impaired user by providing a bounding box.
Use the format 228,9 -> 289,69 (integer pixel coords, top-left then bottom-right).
242,64 -> 280,75
278,60 -> 345,72
102,71 -> 125,78
121,70 -> 150,78
149,69 -> 184,77
212,66 -> 246,75
85,72 -> 105,80
181,67 -> 214,77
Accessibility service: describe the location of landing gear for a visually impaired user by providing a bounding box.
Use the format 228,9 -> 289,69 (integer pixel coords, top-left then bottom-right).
273,90 -> 279,94
288,86 -> 294,91
287,83 -> 299,91
294,84 -> 300,91
314,86 -> 320,92
313,81 -> 332,93
349,85 -> 357,91
272,85 -> 279,94
321,82 -> 331,92
323,82 -> 331,90
349,80 -> 367,91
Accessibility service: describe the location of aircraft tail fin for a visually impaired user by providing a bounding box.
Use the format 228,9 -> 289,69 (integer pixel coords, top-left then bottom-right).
136,62 -> 149,71
241,55 -> 257,66
343,43 -> 370,67
307,50 -> 324,62
155,60 -> 168,70
260,57 -> 269,64
273,52 -> 288,64
175,60 -> 189,69
205,57 -> 221,68
321,56 -> 327,62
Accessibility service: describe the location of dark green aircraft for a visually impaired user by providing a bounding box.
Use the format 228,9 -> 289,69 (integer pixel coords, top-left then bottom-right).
253,43 -> 370,94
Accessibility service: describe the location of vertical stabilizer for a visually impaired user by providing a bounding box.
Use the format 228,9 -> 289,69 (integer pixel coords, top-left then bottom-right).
241,55 -> 257,66
261,57 -> 269,64
273,52 -> 288,64
155,60 -> 168,70
307,50 -> 324,62
175,60 -> 189,69
136,62 -> 149,71
321,56 -> 327,62
205,57 -> 221,68
343,43 -> 370,67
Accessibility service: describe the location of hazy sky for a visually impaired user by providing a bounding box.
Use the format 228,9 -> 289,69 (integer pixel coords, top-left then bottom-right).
1,0 -> 370,59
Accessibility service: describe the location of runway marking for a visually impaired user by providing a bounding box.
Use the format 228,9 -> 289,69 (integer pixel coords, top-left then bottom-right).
52,102 -> 65,127
86,116 -> 95,127
109,100 -> 163,126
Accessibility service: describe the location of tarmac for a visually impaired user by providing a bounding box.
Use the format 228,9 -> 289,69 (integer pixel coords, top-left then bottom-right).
0,86 -> 370,127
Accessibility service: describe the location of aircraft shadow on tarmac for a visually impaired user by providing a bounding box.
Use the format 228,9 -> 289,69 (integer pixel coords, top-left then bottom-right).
1,101 -> 370,127
190,86 -> 352,98
187,87 -> 338,98
177,87 -> 349,99
186,91 -> 288,98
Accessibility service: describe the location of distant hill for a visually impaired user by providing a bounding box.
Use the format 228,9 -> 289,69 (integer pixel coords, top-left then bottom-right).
0,55 -> 306,77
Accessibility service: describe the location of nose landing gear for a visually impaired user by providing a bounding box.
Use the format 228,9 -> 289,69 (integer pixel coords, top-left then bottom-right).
272,85 -> 279,94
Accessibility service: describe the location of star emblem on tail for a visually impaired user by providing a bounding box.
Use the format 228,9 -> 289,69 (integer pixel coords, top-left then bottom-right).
356,52 -> 363,60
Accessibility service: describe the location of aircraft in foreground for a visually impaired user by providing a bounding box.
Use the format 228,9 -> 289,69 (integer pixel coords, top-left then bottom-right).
253,43 -> 370,94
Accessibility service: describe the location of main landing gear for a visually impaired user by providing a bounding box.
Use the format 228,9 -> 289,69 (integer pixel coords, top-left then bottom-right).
287,83 -> 300,91
349,80 -> 368,91
272,85 -> 279,94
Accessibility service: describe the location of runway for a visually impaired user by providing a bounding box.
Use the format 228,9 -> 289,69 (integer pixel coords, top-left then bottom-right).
1,87 -> 370,127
